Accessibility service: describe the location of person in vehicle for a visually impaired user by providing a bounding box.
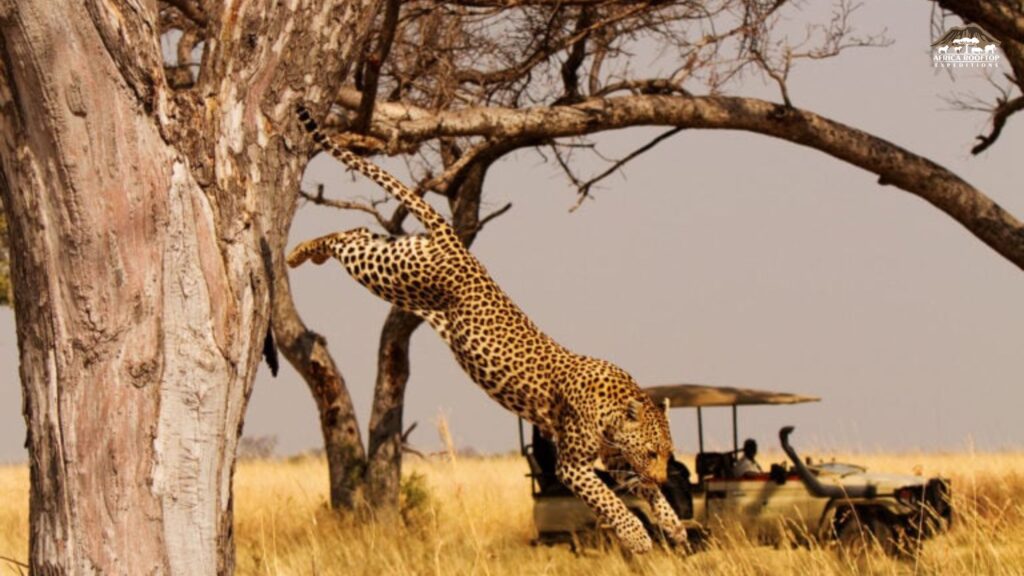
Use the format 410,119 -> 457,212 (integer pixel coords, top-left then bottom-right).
732,438 -> 763,477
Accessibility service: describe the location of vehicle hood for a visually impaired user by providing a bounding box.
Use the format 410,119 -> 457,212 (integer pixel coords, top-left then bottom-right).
814,467 -> 930,491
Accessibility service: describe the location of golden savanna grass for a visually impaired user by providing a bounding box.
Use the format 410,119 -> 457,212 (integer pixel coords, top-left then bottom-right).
2,451 -> 1024,575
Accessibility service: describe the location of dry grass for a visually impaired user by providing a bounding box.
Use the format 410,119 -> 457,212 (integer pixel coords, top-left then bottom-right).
2,451 -> 1024,575
0,464 -> 28,575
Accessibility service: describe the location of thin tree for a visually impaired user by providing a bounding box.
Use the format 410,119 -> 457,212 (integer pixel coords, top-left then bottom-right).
0,209 -> 10,306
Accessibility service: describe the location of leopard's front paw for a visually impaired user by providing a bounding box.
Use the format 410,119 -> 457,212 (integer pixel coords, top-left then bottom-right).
286,242 -> 313,268
666,521 -> 687,546
615,514 -> 653,555
287,240 -> 329,268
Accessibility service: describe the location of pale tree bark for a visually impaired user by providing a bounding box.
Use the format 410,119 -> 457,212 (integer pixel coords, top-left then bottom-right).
0,0 -> 379,572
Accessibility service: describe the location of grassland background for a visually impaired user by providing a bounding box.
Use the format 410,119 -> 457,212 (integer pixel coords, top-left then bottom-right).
2,451 -> 1023,575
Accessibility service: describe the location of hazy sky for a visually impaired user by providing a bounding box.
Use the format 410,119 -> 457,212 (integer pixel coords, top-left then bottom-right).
1,2 -> 1021,463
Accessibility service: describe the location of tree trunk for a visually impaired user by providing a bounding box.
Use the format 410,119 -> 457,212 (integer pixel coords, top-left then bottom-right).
0,0 -> 376,572
269,251 -> 368,509
365,308 -> 423,509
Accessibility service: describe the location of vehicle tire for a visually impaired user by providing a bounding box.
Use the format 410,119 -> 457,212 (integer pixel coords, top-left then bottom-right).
834,509 -> 910,558
835,515 -> 872,557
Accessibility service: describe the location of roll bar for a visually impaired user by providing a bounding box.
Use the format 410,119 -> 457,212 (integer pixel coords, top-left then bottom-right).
778,426 -> 876,499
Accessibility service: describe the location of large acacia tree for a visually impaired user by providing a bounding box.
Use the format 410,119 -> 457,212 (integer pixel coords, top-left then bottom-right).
0,0 -> 384,572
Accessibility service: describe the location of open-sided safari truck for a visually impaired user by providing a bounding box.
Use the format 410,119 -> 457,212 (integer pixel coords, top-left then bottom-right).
519,383 -> 952,554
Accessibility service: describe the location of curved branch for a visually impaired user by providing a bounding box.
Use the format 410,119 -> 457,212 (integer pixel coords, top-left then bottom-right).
356,93 -> 1024,271
478,201 -> 512,229
937,0 -> 1024,154
299,184 -> 393,230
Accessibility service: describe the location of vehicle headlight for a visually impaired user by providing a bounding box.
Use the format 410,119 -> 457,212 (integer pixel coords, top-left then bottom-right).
895,486 -> 919,505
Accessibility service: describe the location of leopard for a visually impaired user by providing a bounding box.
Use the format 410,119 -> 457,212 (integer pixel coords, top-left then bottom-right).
287,105 -> 686,554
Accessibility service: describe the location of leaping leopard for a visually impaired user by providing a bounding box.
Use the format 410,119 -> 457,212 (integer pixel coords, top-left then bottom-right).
287,105 -> 686,554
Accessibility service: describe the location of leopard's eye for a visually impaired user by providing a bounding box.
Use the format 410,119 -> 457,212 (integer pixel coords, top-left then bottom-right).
647,450 -> 658,460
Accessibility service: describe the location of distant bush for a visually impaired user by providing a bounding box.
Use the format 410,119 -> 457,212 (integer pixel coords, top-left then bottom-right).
237,435 -> 278,460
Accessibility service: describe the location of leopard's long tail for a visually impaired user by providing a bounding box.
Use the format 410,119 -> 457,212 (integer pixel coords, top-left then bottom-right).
295,105 -> 451,235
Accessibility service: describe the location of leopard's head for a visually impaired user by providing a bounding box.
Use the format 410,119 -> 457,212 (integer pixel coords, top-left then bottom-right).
610,395 -> 674,485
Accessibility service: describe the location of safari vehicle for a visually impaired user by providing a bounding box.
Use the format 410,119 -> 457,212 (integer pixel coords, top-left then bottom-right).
519,383 -> 952,554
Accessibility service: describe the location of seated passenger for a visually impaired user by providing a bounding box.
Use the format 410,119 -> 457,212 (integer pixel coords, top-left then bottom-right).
733,438 -> 763,477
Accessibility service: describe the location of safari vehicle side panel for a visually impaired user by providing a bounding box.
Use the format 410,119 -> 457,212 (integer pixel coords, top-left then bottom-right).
702,476 -> 831,539
534,495 -> 648,537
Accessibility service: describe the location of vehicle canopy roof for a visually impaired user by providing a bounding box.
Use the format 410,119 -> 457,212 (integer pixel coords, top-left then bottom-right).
644,383 -> 820,408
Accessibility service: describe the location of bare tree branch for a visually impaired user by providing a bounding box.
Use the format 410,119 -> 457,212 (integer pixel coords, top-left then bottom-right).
477,201 -> 513,229
354,0 -> 402,134
568,126 -> 684,211
558,7 -> 593,103
160,0 -> 208,29
299,184 -> 396,232
971,94 -> 1024,155
751,47 -> 792,107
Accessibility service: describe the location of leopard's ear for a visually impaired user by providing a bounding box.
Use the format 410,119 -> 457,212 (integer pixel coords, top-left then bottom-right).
626,398 -> 643,422
663,398 -> 671,419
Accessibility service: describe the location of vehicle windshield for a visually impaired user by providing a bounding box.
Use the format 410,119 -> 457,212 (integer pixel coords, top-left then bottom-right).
810,462 -> 867,477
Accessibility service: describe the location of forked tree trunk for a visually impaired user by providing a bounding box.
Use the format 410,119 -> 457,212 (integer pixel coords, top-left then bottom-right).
365,307 -> 423,508
0,0 -> 375,572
